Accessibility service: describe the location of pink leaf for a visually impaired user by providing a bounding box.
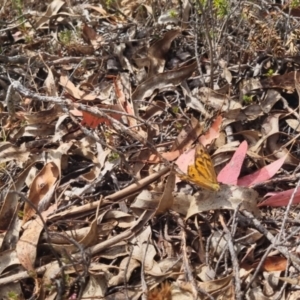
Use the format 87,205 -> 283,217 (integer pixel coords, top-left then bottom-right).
175,148 -> 195,173
258,187 -> 300,207
217,141 -> 248,185
238,155 -> 287,187
199,115 -> 222,147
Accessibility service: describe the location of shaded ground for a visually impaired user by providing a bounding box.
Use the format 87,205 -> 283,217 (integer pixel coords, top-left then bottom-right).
1,0 -> 300,299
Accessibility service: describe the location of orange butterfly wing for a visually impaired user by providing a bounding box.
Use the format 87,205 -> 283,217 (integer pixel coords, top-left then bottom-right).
178,144 -> 219,191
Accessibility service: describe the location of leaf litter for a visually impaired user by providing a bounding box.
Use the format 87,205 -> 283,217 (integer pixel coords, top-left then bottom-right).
2,0 -> 300,299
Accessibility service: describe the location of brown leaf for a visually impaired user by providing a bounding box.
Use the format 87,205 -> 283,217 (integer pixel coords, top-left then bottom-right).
148,30 -> 181,76
35,0 -> 65,29
51,219 -> 98,254
22,105 -> 63,124
114,75 -> 136,127
148,116 -> 203,163
184,185 -> 259,218
132,61 -> 197,115
60,74 -> 97,101
82,24 -> 102,49
23,162 -> 59,224
0,142 -> 29,164
44,65 -> 58,97
263,256 -> 287,272
0,164 -> 35,231
261,71 -> 299,92
156,167 -> 175,215
16,207 -> 55,271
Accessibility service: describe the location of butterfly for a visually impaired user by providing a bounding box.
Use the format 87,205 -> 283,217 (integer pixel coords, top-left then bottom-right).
177,144 -> 220,191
